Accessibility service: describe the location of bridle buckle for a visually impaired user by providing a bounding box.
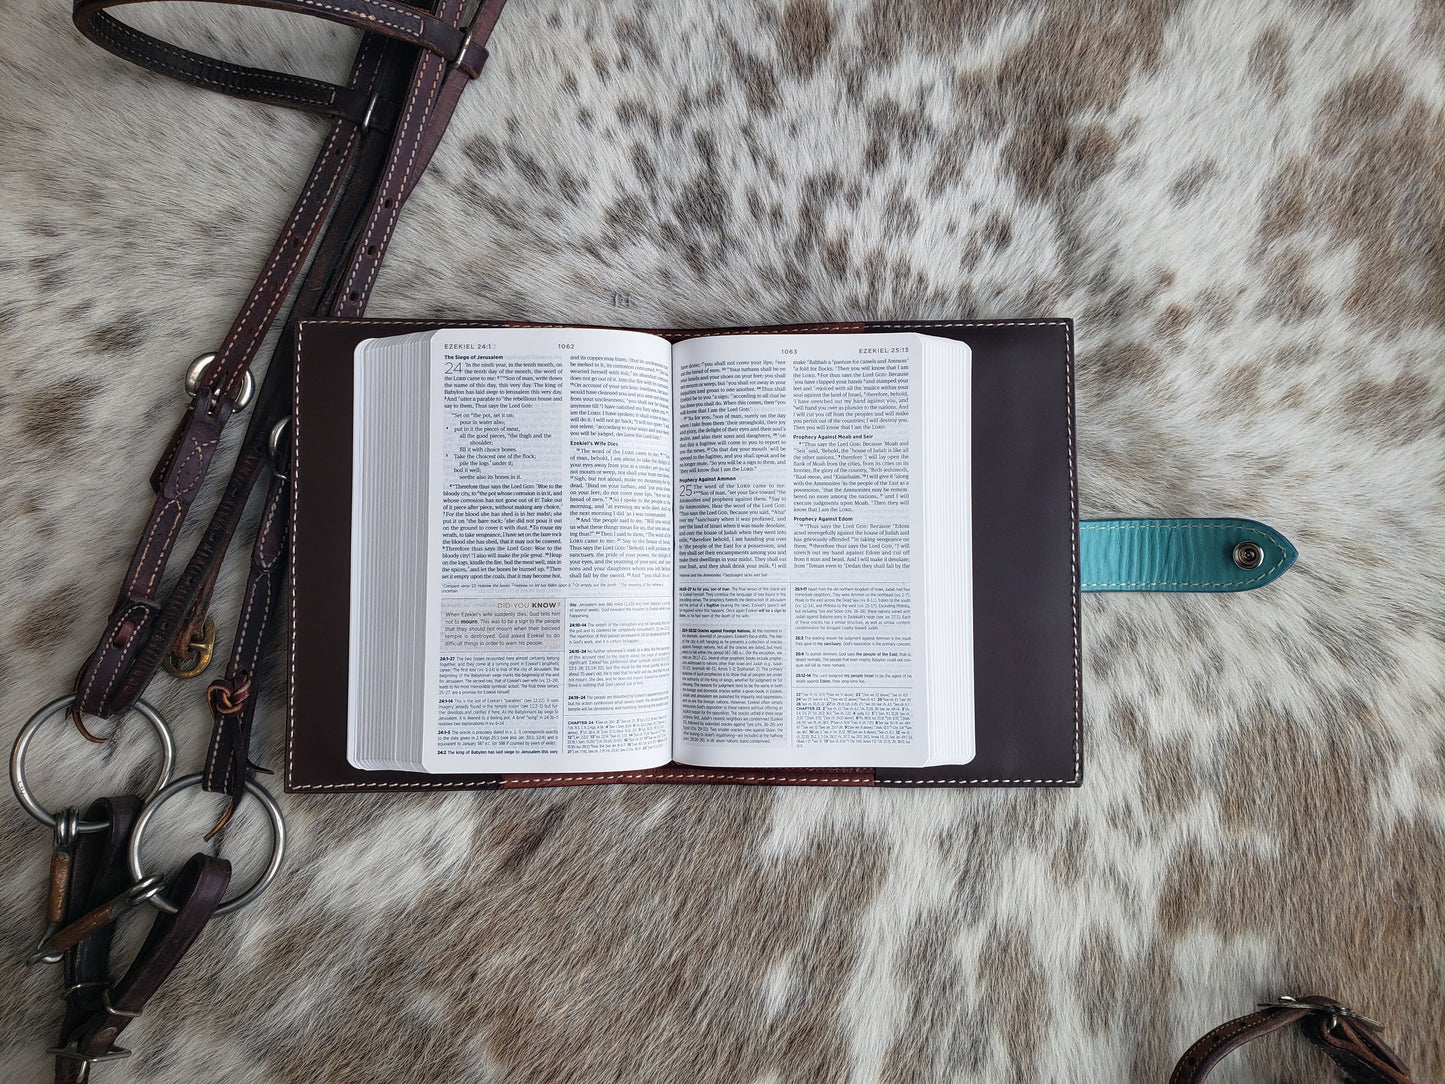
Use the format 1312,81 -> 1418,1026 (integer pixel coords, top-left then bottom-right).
1258,995 -> 1384,1033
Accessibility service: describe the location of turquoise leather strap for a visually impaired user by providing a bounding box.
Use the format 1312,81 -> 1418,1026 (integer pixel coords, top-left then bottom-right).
1078,518 -> 1297,592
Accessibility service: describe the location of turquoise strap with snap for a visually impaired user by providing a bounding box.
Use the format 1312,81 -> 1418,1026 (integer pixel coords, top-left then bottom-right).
1078,518 -> 1297,592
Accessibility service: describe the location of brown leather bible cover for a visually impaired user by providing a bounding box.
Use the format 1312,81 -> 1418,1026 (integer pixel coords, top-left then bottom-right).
287,318 -> 1080,791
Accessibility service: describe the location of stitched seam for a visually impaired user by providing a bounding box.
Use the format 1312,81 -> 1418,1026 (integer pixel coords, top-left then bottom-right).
338,53 -> 447,306
296,319 -> 1071,329
293,0 -> 430,35
92,15 -> 339,103
503,773 -> 871,784
1079,523 -> 1286,588
135,496 -> 186,598
139,421 -> 221,598
114,0 -> 429,42
255,483 -> 286,569
289,774 -> 874,788
95,12 -> 329,92
285,776 -> 1080,789
204,686 -> 233,790
215,108 -> 372,393
81,602 -> 150,715
1066,321 -> 1079,785
235,574 -> 270,682
1172,1010 -> 1296,1076
288,327 -> 302,788
95,0 -> 433,35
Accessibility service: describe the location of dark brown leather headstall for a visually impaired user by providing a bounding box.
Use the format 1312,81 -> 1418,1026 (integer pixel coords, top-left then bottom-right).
70,0 -> 510,818
7,1 -> 509,1078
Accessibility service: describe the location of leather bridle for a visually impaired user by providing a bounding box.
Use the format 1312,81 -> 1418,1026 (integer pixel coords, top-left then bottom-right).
9,1 -> 509,1077
70,0 -> 510,821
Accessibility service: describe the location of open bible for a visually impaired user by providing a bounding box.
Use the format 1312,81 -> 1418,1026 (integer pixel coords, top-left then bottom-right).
348,327 -> 972,774
287,317 -> 1079,791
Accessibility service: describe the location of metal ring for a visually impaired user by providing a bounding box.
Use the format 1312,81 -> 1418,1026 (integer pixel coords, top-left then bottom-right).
128,774 -> 286,917
183,352 -> 254,410
10,696 -> 175,833
268,416 -> 291,472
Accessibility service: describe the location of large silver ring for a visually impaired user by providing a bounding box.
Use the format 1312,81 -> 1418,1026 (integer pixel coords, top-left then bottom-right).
128,774 -> 286,917
10,696 -> 175,833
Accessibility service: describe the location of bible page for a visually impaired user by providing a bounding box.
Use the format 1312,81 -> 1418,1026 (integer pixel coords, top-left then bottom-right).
671,332 -> 964,768
420,328 -> 674,774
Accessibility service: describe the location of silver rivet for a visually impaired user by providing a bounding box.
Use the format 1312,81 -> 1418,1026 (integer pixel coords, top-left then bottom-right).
1233,541 -> 1263,570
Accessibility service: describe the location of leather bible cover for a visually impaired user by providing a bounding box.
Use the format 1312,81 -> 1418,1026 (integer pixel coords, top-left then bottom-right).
287,318 -> 1080,790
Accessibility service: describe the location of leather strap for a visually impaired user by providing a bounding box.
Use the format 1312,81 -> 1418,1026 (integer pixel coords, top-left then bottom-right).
203,452 -> 290,817
73,23 -> 396,719
1170,996 -> 1414,1084
1078,517 -> 1297,592
73,0 -> 490,99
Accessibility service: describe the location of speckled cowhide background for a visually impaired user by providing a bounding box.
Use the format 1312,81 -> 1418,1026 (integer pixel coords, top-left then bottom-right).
1,1 -> 1442,1081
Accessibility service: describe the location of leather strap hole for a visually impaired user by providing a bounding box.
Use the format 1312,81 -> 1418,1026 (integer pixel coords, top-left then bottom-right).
382,198 -> 394,209
366,245 -> 377,255
348,292 -> 359,302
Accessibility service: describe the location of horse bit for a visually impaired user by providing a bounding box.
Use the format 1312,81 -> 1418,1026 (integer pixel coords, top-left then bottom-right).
10,0 -> 509,1078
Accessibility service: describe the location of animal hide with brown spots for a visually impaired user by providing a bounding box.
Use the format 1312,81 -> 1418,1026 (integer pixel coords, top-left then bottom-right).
1,1 -> 1441,1081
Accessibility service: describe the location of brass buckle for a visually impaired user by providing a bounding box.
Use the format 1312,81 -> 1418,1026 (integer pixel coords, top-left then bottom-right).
162,617 -> 215,679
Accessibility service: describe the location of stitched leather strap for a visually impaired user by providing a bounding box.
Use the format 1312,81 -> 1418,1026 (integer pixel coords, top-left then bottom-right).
203,456 -> 290,811
1170,996 -> 1414,1084
72,24 -> 395,718
1079,517 -> 1297,592
73,0 -> 490,99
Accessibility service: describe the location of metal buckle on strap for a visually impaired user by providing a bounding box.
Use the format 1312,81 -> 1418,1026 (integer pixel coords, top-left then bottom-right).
451,3 -> 497,72
450,21 -> 477,70
48,1041 -> 132,1064
162,616 -> 216,679
184,353 -> 254,410
100,988 -> 143,1019
1257,996 -> 1384,1033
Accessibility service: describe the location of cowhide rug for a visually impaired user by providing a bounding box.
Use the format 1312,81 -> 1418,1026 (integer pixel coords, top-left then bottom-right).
2,1 -> 1442,1081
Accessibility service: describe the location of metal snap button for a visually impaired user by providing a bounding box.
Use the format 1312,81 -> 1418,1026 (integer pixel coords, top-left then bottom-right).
1232,541 -> 1263,570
